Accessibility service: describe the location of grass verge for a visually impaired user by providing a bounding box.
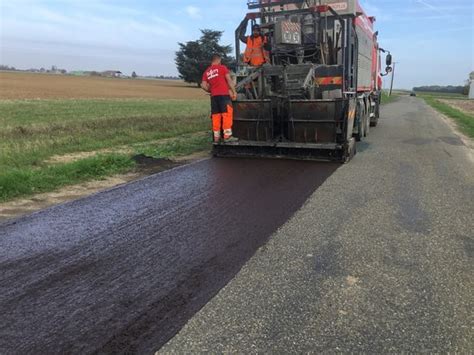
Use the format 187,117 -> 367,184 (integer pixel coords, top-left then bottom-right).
0,154 -> 135,202
381,91 -> 398,104
0,99 -> 211,202
422,96 -> 474,138
135,133 -> 211,159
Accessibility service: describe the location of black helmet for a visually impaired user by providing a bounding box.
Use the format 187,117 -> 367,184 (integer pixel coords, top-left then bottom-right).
252,24 -> 261,31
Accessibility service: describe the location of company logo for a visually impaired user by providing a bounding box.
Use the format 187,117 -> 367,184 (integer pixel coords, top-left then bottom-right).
329,2 -> 348,11
207,69 -> 219,80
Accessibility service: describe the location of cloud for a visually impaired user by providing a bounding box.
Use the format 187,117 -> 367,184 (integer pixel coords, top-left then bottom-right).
185,6 -> 202,20
415,0 -> 440,12
1,1 -> 185,48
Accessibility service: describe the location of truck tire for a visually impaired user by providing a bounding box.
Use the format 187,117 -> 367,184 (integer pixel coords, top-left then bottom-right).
355,118 -> 364,142
371,96 -> 380,127
355,102 -> 364,142
365,107 -> 370,137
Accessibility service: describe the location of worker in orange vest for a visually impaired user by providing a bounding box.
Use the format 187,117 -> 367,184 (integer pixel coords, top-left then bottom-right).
201,54 -> 238,143
238,16 -> 270,66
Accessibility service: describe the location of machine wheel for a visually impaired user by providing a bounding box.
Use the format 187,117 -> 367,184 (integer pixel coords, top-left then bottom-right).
343,138 -> 357,163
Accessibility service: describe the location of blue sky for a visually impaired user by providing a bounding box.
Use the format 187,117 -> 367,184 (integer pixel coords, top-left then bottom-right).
0,0 -> 472,89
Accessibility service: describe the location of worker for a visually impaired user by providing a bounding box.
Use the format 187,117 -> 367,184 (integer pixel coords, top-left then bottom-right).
238,15 -> 270,66
201,54 -> 238,143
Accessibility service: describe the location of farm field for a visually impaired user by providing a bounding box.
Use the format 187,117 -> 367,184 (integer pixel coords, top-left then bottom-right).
418,92 -> 474,139
0,72 -> 207,99
0,73 -> 211,204
438,99 -> 474,115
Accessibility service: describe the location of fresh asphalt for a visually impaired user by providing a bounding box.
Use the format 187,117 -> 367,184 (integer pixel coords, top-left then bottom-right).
0,155 -> 337,353
1,96 -> 473,353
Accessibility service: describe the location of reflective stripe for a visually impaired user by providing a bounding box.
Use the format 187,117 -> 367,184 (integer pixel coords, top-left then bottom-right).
223,129 -> 232,135
315,76 -> 343,86
213,131 -> 221,137
244,36 -> 269,66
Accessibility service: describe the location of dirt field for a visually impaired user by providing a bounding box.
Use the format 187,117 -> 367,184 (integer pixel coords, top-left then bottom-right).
0,72 -> 207,100
439,99 -> 474,115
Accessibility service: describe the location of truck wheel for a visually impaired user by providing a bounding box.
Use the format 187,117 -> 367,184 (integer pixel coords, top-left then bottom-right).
364,109 -> 370,137
354,103 -> 364,142
371,97 -> 380,126
355,119 -> 364,142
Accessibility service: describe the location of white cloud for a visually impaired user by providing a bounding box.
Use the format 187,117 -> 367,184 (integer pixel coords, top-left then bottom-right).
1,2 -> 185,48
415,0 -> 441,13
185,6 -> 202,20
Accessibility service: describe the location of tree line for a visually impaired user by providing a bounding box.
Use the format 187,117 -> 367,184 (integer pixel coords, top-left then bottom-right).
413,85 -> 469,95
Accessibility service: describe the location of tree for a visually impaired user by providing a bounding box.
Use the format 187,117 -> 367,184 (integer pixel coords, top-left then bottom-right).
132,71 -> 138,78
462,85 -> 469,96
175,29 -> 235,86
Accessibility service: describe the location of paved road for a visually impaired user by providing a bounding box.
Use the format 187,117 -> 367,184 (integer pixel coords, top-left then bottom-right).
1,97 -> 472,353
162,96 -> 474,353
0,157 -> 336,353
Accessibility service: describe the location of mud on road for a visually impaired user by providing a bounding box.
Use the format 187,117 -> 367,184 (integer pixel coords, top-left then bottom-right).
0,158 -> 337,353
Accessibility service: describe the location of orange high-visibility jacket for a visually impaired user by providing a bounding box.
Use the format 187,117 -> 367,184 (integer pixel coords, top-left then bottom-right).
244,36 -> 270,66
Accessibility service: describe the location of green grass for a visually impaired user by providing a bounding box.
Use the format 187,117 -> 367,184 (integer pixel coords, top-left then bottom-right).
422,96 -> 474,138
0,154 -> 135,202
135,133 -> 211,159
381,91 -> 398,104
416,92 -> 468,100
0,99 -> 211,202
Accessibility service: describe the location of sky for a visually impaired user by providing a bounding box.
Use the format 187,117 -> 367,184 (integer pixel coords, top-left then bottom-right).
0,0 -> 473,89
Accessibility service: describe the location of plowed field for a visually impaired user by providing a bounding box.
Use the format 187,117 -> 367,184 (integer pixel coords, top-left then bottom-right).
0,72 -> 207,100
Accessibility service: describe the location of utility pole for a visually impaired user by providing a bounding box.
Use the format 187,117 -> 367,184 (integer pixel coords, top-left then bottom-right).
389,62 -> 397,96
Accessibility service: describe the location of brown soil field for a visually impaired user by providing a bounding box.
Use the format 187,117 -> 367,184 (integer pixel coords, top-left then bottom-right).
439,99 -> 474,115
0,72 -> 207,100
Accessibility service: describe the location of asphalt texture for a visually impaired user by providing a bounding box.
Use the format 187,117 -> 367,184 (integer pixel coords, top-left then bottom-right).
1,96 -> 473,354
0,157 -> 337,353
161,96 -> 474,353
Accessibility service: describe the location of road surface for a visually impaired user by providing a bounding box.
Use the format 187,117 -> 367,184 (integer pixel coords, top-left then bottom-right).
1,97 -> 473,353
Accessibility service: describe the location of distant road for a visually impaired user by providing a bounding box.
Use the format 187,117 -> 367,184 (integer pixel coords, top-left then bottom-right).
1,96 -> 472,353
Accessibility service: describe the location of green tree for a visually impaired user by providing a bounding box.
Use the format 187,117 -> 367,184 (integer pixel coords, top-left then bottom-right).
175,29 -> 234,86
131,71 -> 138,78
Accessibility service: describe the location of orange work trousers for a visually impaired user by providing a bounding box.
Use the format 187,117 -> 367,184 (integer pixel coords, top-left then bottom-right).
211,95 -> 234,141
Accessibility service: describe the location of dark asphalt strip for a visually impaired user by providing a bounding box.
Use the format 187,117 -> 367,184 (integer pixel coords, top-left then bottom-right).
0,158 -> 338,354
